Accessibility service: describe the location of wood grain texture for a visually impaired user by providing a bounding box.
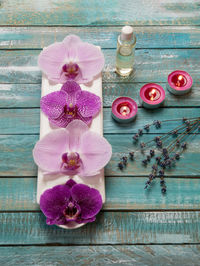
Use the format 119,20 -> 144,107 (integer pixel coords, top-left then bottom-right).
1,108 -> 200,134
0,48 -> 200,83
1,82 -> 200,108
0,84 -> 41,108
0,135 -> 37,176
0,211 -> 200,244
1,245 -> 200,266
1,133 -> 200,177
1,177 -> 200,211
1,26 -> 200,49
0,0 -> 200,260
0,0 -> 200,26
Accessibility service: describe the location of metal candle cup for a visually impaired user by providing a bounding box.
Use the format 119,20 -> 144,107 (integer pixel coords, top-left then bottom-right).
167,70 -> 193,95
140,83 -> 165,109
112,97 -> 138,123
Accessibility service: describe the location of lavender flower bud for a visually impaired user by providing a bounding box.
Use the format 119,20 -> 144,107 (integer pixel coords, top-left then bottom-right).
138,129 -> 143,136
150,149 -> 155,157
175,153 -> 180,160
181,142 -> 187,149
146,155 -> 151,162
142,159 -> 148,166
118,162 -> 124,170
156,156 -> 161,163
140,142 -> 145,149
129,152 -> 134,160
144,124 -> 150,131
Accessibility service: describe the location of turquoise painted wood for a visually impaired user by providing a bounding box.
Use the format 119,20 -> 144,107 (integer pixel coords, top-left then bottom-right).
1,177 -> 200,211
1,134 -> 200,177
1,82 -> 200,108
1,108 -> 200,134
1,26 -> 200,49
1,245 -> 200,266
0,49 -> 200,83
0,0 -> 199,26
1,0 -> 200,263
0,211 -> 200,244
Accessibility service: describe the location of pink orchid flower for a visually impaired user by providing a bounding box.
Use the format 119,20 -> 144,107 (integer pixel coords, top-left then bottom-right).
33,120 -> 112,177
40,80 -> 101,128
38,35 -> 105,84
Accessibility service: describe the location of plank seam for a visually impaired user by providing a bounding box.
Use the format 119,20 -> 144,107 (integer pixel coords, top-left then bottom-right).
0,243 -> 200,247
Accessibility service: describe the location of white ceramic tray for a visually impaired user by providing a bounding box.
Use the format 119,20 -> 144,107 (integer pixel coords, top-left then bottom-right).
37,63 -> 104,229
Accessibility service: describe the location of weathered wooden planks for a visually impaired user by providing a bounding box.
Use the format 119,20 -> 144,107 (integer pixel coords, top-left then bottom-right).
0,107 -> 200,177
0,0 -> 199,26
0,84 -> 41,108
0,135 -> 37,176
0,108 -> 200,134
1,26 -> 200,49
1,82 -> 200,108
0,0 -> 199,262
1,133 -> 200,177
0,211 -> 200,244
0,49 -> 200,83
1,177 -> 200,211
1,245 -> 200,266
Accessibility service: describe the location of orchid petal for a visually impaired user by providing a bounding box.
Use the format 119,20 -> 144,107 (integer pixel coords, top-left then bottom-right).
49,113 -> 73,128
76,90 -> 101,117
76,42 -> 104,83
40,91 -> 66,119
77,115 -> 93,126
71,184 -> 102,219
60,80 -> 81,105
65,179 -> 76,188
40,184 -> 71,219
63,35 -> 82,60
66,120 -> 88,151
80,131 -> 112,176
33,129 -> 69,172
38,42 -> 67,82
75,216 -> 96,224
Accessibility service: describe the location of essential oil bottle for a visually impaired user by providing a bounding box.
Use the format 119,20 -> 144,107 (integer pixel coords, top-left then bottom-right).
116,26 -> 136,76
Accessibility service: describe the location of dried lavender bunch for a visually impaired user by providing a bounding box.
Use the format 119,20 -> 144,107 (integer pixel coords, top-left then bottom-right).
118,116 -> 200,194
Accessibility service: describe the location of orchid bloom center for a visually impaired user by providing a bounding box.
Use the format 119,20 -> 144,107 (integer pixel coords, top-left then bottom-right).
62,62 -> 79,79
63,202 -> 80,220
64,103 -> 78,118
61,152 -> 81,171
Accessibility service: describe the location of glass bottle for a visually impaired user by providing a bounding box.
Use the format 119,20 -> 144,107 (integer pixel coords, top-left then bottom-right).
116,26 -> 136,77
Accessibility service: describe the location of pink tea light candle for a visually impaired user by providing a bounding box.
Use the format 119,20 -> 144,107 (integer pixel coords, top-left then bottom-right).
112,97 -> 138,123
140,83 -> 165,109
167,70 -> 193,95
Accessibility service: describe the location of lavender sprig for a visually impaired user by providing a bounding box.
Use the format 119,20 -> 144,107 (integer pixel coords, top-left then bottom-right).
118,116 -> 200,194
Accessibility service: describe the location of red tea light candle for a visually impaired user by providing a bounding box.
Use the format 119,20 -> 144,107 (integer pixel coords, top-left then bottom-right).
112,97 -> 138,123
167,70 -> 193,95
140,83 -> 165,109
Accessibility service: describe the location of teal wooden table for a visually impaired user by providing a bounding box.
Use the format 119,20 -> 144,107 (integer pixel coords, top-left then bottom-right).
1,1 -> 200,265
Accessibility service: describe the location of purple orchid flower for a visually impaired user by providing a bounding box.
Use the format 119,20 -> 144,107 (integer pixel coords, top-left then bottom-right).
41,80 -> 101,127
33,120 -> 112,177
38,35 -> 104,84
40,179 -> 102,226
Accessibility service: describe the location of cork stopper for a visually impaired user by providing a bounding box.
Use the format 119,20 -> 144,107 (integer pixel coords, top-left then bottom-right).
121,26 -> 133,41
